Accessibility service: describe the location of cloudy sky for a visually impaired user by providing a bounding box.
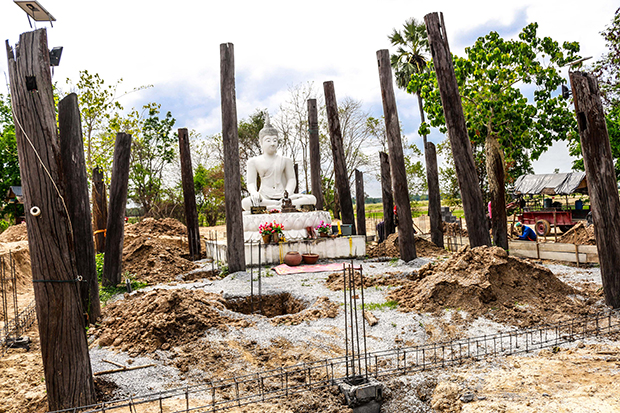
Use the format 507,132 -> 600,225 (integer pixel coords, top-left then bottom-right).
1,0 -> 617,196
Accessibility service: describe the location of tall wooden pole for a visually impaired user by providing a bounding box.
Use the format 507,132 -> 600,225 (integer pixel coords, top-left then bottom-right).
92,167 -> 107,254
425,142 -> 443,247
355,169 -> 366,236
103,133 -> 132,287
220,43 -> 245,273
6,29 -> 95,410
308,99 -> 324,209
424,12 -> 490,247
376,50 -> 416,261
379,152 -> 396,237
58,93 -> 101,322
570,71 -> 620,308
323,81 -> 356,235
178,128 -> 201,260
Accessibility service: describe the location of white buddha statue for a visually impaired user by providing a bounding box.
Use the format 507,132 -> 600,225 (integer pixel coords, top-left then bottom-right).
241,114 -> 317,211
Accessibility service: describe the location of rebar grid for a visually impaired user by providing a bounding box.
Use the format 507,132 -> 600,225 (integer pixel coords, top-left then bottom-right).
49,308 -> 620,413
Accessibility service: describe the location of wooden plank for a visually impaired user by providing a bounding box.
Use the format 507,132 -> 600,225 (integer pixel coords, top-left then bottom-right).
376,50 -> 416,261
510,249 -> 588,263
379,151 -> 395,237
6,29 -> 95,410
570,70 -> 620,307
220,43 -> 246,273
58,93 -> 101,323
323,81 -> 356,235
424,12 -> 490,248
178,128 -> 201,260
355,169 -> 366,236
508,241 -> 599,263
103,132 -> 132,286
307,99 -> 324,210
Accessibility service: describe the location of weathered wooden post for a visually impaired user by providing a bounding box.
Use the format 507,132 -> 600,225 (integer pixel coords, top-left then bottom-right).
425,142 -> 444,247
308,99 -> 324,210
103,133 -> 132,287
6,29 -> 95,410
58,93 -> 101,322
178,127 -> 201,260
323,81 -> 356,235
294,163 -> 300,193
220,43 -> 246,272
92,167 -> 107,253
355,169 -> 366,236
376,50 -> 417,261
379,151 -> 396,237
424,12 -> 491,248
570,70 -> 620,308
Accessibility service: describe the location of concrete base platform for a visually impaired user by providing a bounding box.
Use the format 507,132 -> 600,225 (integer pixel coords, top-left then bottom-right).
205,235 -> 366,266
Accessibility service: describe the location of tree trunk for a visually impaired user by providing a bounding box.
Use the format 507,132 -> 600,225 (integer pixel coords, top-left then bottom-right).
424,12 -> 491,248
220,43 -> 246,272
92,167 -> 107,254
178,128 -> 201,261
58,93 -> 101,322
486,134 -> 508,249
308,98 -> 324,210
355,169 -> 366,236
417,92 -> 443,248
379,151 -> 396,237
6,29 -> 95,411
323,81 -> 356,235
570,70 -> 620,308
103,133 -> 132,287
376,50 -> 416,261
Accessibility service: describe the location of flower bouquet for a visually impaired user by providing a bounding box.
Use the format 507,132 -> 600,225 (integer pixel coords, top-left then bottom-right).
259,222 -> 284,244
316,221 -> 331,237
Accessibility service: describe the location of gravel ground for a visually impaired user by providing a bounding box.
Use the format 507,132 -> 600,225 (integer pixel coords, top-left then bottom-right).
91,257 -> 613,404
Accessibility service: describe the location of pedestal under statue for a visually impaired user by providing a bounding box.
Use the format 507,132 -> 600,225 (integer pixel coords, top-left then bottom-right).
241,114 -> 316,211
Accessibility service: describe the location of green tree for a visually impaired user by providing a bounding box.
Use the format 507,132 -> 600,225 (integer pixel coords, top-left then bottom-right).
0,94 -> 22,223
194,163 -> 226,226
593,7 -> 620,108
411,23 -> 580,248
129,103 -> 176,216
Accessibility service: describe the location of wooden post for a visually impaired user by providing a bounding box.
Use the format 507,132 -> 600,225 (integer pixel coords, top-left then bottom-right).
379,152 -> 396,237
323,81 -> 356,235
294,163 -> 299,193
58,93 -> 101,322
424,12 -> 491,248
355,169 -> 366,236
220,43 -> 246,273
178,128 -> 201,260
570,70 -> 620,308
425,142 -> 443,247
376,50 -> 416,261
308,99 -> 324,209
92,167 -> 107,253
103,133 -> 132,287
6,29 -> 95,410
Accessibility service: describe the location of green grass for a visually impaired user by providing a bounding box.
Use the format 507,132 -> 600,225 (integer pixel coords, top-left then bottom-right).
99,273 -> 148,305
362,300 -> 399,311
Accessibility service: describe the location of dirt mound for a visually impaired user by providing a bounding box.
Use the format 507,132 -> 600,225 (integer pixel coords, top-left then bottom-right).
325,270 -> 411,291
0,223 -> 28,243
367,233 -> 447,258
443,221 -> 467,237
122,236 -> 197,283
125,217 -> 188,238
558,222 -> 596,245
388,245 -> 597,327
0,242 -> 32,291
96,289 -> 251,354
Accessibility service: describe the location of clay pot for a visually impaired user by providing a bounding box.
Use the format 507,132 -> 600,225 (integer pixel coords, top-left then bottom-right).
262,234 -> 271,244
319,232 -> 328,238
302,253 -> 319,264
284,251 -> 302,266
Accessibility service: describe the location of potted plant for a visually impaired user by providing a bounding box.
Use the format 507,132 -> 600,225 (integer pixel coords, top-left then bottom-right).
259,222 -> 274,244
271,222 -> 284,243
316,221 -> 331,237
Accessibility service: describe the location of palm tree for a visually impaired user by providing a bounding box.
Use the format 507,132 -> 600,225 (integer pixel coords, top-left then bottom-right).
388,18 -> 443,248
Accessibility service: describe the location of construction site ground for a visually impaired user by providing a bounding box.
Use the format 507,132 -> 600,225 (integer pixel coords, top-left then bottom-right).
1,219 -> 619,413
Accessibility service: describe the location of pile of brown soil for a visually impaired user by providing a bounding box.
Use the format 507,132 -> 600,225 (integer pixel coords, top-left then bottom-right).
96,289 -> 251,354
124,217 -> 188,238
122,236 -> 197,283
0,224 -> 28,243
367,233 -> 447,259
388,245 -> 600,327
558,222 -> 596,245
324,270 -> 411,291
443,221 -> 467,237
0,242 -> 32,291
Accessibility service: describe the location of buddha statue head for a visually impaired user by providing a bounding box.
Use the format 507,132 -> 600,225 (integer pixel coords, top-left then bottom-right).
259,114 -> 278,156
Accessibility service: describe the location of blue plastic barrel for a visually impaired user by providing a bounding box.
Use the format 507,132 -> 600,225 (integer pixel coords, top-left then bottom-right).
575,200 -> 583,210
